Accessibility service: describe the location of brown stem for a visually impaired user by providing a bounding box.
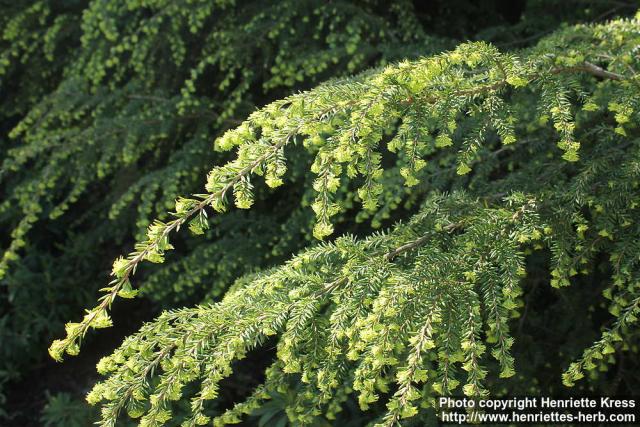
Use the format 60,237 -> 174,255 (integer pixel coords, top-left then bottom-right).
385,222 -> 461,261
577,61 -> 625,81
318,221 -> 463,296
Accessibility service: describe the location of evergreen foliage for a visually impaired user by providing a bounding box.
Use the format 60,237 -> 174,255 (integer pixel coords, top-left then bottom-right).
1,1 -> 444,416
48,12 -> 640,427
2,0 -> 640,424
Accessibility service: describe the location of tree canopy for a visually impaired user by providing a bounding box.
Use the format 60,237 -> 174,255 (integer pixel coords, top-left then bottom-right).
1,1 -> 639,425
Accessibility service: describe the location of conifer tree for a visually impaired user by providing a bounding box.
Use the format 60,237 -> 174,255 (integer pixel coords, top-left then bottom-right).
1,1 -> 443,414
44,12 -> 640,427
2,1 -> 640,425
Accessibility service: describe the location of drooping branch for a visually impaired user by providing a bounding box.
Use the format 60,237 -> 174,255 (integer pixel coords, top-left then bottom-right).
49,133 -> 295,361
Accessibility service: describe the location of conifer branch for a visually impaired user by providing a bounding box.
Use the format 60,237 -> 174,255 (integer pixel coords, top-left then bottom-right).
32,13 -> 640,426
319,221 -> 463,296
49,134 -> 295,361
384,222 -> 462,261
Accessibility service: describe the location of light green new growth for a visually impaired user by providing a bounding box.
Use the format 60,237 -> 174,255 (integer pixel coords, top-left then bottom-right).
48,15 -> 640,427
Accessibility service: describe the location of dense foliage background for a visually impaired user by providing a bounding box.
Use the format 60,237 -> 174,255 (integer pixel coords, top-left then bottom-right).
1,1 -> 638,425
